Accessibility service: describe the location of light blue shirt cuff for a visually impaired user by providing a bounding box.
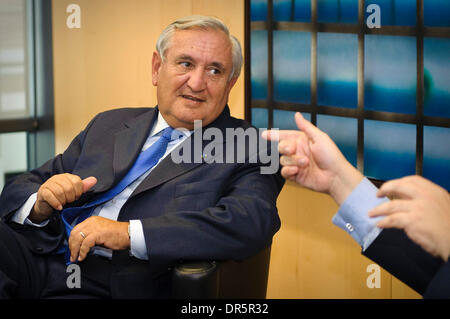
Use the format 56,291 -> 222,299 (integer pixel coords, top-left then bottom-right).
332,177 -> 388,251
129,219 -> 148,260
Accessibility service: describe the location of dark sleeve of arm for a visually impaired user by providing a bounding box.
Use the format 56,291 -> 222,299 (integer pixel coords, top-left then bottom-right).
141,164 -> 284,268
0,113 -> 100,221
363,228 -> 445,296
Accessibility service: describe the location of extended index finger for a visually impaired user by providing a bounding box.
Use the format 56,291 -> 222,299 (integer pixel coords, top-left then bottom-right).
262,129 -> 302,142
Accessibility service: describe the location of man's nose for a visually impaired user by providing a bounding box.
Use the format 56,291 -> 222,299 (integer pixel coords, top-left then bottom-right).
187,68 -> 206,92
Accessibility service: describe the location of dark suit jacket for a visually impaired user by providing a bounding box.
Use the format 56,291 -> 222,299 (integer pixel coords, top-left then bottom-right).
0,106 -> 284,298
363,228 -> 450,298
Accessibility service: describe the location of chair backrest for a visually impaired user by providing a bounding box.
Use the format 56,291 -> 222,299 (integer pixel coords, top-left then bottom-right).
217,245 -> 271,298
171,245 -> 272,299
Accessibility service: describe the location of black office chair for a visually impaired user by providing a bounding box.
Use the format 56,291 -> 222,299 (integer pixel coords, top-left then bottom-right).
171,246 -> 272,298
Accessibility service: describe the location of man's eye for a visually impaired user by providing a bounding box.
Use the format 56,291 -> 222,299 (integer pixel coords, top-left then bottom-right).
208,68 -> 221,75
180,61 -> 192,68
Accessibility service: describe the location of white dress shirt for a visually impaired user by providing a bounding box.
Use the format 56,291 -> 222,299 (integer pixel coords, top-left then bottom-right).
12,112 -> 191,260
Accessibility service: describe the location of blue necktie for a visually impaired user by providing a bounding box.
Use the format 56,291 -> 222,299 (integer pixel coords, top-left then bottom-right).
59,126 -> 175,263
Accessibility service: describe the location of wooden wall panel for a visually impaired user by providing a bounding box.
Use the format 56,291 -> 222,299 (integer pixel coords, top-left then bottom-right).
267,183 -> 392,298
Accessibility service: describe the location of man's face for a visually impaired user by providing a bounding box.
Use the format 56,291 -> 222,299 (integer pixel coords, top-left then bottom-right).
152,28 -> 238,129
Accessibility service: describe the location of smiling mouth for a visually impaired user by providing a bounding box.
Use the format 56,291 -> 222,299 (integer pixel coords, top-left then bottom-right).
181,94 -> 206,103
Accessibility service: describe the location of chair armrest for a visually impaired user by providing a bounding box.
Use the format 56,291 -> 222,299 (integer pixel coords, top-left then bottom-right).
172,261 -> 219,299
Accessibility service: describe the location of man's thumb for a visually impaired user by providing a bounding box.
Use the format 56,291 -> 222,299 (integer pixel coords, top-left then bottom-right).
82,176 -> 97,193
295,112 -> 319,141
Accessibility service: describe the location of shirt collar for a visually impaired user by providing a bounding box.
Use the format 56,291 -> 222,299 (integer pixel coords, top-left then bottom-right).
150,111 -> 192,138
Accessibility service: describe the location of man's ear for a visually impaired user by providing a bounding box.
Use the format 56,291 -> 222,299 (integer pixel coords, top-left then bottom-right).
152,51 -> 162,86
226,76 -> 239,94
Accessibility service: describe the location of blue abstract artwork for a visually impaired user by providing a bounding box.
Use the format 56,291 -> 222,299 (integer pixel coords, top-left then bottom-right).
423,126 -> 450,190
365,0 -> 416,26
273,110 -> 311,130
365,35 -> 417,114
273,31 -> 311,104
318,32 -> 358,108
317,115 -> 357,167
424,0 -> 450,27
251,108 -> 269,129
364,120 -> 416,181
250,0 -> 267,21
251,30 -> 268,101
318,0 -> 358,24
424,38 -> 450,118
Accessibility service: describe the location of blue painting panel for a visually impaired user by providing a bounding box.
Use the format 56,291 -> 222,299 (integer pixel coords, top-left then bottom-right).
364,120 -> 416,181
423,126 -> 450,191
317,115 -> 357,167
251,30 -> 268,101
251,108 -> 269,129
273,31 -> 311,104
251,0 -> 268,21
365,0 -> 416,26
273,0 -> 311,22
424,0 -> 450,27
317,33 -> 358,108
424,38 -> 450,118
273,110 -> 311,130
317,0 -> 358,24
365,35 -> 416,114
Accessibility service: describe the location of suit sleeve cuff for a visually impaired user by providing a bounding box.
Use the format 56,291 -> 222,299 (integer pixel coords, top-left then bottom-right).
129,219 -> 149,260
332,177 -> 388,251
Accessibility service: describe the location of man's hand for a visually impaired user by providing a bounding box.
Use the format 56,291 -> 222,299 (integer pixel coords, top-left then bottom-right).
262,112 -> 363,205
69,216 -> 130,262
369,176 -> 450,261
31,174 -> 97,223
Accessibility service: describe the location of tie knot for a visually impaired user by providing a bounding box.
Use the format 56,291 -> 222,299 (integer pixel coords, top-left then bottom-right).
161,126 -> 175,140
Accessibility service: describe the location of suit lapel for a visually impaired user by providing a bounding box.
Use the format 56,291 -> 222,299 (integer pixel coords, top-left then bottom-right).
112,108 -> 158,185
128,106 -> 231,199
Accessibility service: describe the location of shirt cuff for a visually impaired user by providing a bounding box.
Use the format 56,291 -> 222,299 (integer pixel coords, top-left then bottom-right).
129,219 -> 148,260
11,193 -> 50,227
332,177 -> 388,251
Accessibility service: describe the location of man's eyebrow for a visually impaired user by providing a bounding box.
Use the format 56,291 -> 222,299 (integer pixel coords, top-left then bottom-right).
176,55 -> 226,70
176,55 -> 195,62
210,61 -> 225,70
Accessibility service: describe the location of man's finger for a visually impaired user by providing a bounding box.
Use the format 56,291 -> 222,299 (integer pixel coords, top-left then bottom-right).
262,129 -> 302,142
278,139 -> 297,155
38,188 -> 63,211
82,176 -> 97,193
281,166 -> 298,180
376,213 -> 409,229
280,155 -> 309,167
55,178 -> 77,203
377,177 -> 419,199
294,112 -> 321,143
65,174 -> 84,199
78,234 -> 96,262
368,199 -> 410,218
69,228 -> 86,262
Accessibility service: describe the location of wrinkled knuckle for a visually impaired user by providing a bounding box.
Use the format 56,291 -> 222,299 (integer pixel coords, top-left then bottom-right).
71,174 -> 82,184
54,187 -> 64,199
40,187 -> 51,198
280,156 -> 288,166
62,183 -> 73,194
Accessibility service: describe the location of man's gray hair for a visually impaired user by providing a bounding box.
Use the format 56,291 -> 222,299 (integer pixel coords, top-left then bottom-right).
156,15 -> 243,80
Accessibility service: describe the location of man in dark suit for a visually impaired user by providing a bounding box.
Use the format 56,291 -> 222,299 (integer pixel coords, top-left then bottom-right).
263,112 -> 450,298
0,16 -> 284,298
